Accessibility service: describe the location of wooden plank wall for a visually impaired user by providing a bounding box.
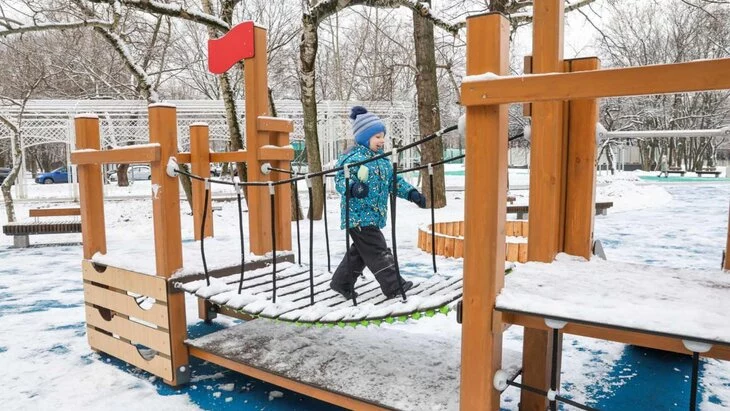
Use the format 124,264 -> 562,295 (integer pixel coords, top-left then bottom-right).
82,261 -> 173,381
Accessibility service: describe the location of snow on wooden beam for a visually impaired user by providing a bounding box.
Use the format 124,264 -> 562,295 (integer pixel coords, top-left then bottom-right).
461,58 -> 730,106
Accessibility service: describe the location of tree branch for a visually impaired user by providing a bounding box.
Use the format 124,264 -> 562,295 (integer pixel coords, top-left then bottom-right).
0,19 -> 113,37
85,0 -> 229,32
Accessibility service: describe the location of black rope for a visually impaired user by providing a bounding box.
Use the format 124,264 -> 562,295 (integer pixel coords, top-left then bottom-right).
343,171 -> 357,306
398,154 -> 465,174
306,177 -> 315,305
323,178 -> 331,272
390,150 -> 406,300
293,177 -> 302,265
173,124 -> 459,188
690,352 -> 700,411
429,165 -> 437,274
201,183 -> 210,286
236,184 -> 246,294
268,183 -> 277,303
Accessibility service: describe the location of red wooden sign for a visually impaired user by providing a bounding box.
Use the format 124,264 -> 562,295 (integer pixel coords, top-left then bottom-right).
208,21 -> 255,74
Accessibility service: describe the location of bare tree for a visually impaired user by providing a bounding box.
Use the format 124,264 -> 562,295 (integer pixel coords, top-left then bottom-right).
596,0 -> 730,171
0,37 -> 51,222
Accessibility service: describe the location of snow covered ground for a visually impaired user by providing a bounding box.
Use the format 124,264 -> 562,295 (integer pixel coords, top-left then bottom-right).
0,173 -> 728,410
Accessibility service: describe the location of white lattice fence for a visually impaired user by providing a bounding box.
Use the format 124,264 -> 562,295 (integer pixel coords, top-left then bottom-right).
0,100 -> 414,200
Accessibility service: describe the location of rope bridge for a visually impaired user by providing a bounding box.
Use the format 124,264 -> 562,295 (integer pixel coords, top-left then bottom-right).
172,124 -> 520,326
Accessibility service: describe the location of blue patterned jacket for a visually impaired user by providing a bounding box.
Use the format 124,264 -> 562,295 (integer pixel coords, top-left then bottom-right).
335,145 -> 416,229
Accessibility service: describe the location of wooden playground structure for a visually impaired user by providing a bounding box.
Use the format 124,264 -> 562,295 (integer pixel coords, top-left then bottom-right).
69,3 -> 730,410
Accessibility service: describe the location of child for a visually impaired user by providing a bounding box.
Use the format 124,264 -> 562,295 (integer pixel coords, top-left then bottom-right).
330,106 -> 427,300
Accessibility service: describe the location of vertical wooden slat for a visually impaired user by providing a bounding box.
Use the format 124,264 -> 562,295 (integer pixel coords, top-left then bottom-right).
454,238 -> 464,258
523,0 -> 565,409
148,104 -> 187,386
505,220 -> 515,236
523,55 -> 533,117
191,123 -> 214,240
564,58 -> 600,259
273,131 -> 293,251
74,115 -> 106,259
460,13 -> 509,411
522,220 -> 529,238
506,243 -> 518,262
246,26 -> 273,255
518,243 -> 529,263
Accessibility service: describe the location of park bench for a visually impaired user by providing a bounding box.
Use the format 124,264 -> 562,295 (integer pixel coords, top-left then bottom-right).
666,168 -> 686,176
507,201 -> 613,219
2,207 -> 82,248
695,169 -> 722,178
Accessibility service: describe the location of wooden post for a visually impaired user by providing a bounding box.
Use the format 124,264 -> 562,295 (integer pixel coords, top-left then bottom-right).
272,130 -> 293,251
190,123 -> 214,240
523,0 -> 565,409
245,26 -> 274,255
74,115 -> 107,259
460,13 -> 509,411
564,57 -> 600,258
148,104 -> 188,386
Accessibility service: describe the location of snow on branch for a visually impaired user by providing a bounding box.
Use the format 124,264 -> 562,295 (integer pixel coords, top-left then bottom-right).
308,0 -> 464,35
85,0 -> 229,32
0,19 -> 113,38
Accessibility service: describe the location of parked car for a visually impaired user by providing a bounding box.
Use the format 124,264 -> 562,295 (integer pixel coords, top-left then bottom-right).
35,166 -> 70,184
108,165 -> 152,182
0,167 -> 10,184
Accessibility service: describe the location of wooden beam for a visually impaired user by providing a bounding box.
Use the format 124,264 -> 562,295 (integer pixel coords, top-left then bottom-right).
522,55 -> 532,116
462,58 -> 730,106
176,151 -> 249,164
29,207 -> 80,217
188,346 -> 387,411
148,104 -> 188,386
258,145 -> 295,161
210,151 -> 248,163
460,13 -> 509,411
564,57 -> 600,258
190,124 -> 214,240
271,132 -> 293,252
74,115 -> 106,259
502,311 -> 730,361
175,153 -> 191,164
71,144 -> 160,165
257,117 -> 294,133
523,1 -> 564,409
246,26 -> 274,255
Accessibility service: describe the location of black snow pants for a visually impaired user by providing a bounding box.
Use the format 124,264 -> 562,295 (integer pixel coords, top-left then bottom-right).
331,226 -> 404,297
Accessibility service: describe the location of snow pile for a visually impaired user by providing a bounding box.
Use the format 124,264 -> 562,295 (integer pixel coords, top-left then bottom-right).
597,180 -> 671,212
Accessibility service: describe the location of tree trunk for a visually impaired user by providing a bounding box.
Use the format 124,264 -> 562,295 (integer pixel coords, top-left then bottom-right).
117,163 -> 130,187
412,0 -> 446,208
1,128 -> 22,223
300,17 -> 325,220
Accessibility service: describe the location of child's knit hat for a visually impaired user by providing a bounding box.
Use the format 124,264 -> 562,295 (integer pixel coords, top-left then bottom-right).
350,106 -> 386,147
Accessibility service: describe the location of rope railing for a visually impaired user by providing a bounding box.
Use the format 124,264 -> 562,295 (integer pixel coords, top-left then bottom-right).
183,123 -> 525,307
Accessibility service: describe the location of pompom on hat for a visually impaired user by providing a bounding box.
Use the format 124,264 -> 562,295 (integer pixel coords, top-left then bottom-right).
350,106 -> 386,147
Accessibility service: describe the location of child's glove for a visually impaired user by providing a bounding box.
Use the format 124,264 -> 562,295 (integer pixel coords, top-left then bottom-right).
408,190 -> 427,208
349,182 -> 369,199
357,165 -> 369,182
